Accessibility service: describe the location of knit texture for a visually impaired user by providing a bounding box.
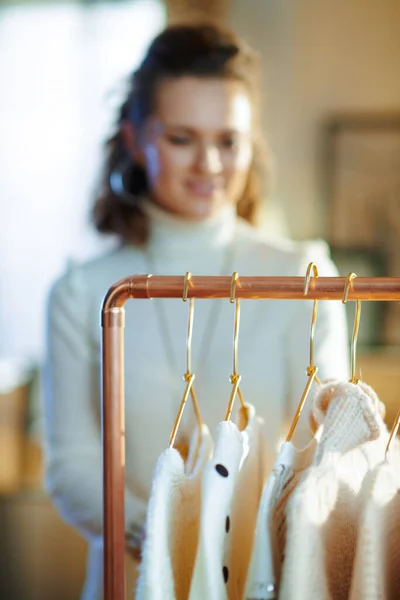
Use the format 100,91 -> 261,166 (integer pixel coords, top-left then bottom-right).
349,455 -> 400,600
226,404 -> 268,599
279,380 -> 389,600
137,425 -> 213,600
244,433 -> 318,600
189,421 -> 244,600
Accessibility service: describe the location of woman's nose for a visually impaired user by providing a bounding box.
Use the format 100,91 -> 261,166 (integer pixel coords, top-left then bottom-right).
195,142 -> 223,175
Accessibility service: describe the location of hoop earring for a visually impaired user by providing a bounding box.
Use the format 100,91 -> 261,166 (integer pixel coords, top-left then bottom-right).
109,158 -> 145,207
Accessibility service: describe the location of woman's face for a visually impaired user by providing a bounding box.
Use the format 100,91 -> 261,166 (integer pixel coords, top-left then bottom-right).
128,76 -> 254,220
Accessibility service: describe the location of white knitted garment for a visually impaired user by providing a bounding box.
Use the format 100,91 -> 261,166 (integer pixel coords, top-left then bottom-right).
244,434 -> 319,600
349,456 -> 400,600
136,424 -> 213,600
189,420 -> 244,600
272,380 -> 386,579
226,404 -> 268,599
279,380 -> 389,600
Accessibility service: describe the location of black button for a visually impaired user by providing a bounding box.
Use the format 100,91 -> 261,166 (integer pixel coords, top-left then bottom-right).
215,464 -> 229,477
223,566 -> 229,583
225,516 -> 230,533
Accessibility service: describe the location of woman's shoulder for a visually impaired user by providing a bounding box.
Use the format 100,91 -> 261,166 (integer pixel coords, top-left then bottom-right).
235,219 -> 339,277
49,245 -> 142,307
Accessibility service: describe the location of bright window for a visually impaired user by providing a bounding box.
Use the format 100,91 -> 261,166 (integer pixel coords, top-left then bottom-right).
0,1 -> 166,362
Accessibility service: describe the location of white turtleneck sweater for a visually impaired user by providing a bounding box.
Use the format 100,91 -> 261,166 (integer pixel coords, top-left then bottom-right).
42,200 -> 349,599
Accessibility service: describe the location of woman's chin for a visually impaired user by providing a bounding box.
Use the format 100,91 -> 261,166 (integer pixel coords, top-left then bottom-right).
151,194 -> 230,221
185,196 -> 227,220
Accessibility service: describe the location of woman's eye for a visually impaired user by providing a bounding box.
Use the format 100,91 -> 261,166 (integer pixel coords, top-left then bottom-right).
167,135 -> 191,145
220,137 -> 236,149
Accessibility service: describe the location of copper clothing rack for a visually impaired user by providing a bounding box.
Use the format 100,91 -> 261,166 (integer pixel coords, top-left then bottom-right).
101,275 -> 400,600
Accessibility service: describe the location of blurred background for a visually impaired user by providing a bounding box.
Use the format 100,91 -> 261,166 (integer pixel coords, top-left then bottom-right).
0,0 -> 399,598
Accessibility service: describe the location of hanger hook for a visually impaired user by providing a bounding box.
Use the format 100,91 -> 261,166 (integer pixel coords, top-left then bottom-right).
342,272 -> 361,384
286,262 -> 320,442
385,407 -> 400,461
230,272 -> 240,377
225,272 -> 247,421
169,272 -> 202,449
230,271 -> 239,303
303,262 -> 319,371
183,272 -> 193,375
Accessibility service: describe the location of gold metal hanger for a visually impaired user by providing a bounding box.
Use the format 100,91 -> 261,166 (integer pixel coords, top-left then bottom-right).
169,272 -> 203,449
385,408 -> 400,461
225,272 -> 247,422
286,262 -> 320,442
342,272 -> 361,385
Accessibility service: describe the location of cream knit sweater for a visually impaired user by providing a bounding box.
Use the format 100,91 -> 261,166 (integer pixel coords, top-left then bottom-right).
189,403 -> 267,600
189,420 -> 244,600
136,425 -> 213,600
349,456 -> 400,600
244,432 -> 319,599
279,380 -> 389,600
226,404 -> 267,599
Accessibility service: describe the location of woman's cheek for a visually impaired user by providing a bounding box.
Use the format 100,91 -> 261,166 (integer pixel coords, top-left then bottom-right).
236,142 -> 253,170
159,140 -> 194,170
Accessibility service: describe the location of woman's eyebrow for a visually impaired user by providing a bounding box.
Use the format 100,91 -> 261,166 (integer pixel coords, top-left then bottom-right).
162,123 -> 195,133
162,123 -> 240,135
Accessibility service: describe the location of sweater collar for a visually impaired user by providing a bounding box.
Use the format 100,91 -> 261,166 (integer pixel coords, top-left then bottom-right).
142,199 -> 237,259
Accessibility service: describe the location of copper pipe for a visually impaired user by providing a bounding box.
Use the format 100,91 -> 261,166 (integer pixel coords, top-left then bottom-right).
102,307 -> 126,600
104,275 -> 400,301
101,274 -> 400,599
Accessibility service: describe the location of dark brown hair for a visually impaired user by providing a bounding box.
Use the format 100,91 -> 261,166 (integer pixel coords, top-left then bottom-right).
92,22 -> 266,245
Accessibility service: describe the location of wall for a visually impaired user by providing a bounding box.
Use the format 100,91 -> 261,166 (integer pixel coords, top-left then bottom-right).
229,0 -> 400,240
0,493 -> 87,600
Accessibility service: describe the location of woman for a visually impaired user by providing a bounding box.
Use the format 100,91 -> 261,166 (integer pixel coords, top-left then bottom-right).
43,22 -> 349,599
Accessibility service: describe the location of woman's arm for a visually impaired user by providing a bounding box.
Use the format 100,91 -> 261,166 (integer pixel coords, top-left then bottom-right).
42,265 -> 147,543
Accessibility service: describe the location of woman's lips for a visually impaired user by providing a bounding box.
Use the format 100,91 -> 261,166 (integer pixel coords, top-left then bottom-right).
186,180 -> 221,198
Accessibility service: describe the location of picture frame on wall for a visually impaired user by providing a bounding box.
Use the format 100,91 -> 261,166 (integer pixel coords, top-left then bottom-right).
322,113 -> 400,347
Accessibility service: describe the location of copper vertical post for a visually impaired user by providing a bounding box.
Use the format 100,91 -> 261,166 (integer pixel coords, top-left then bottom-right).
102,279 -> 136,600
102,307 -> 125,600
